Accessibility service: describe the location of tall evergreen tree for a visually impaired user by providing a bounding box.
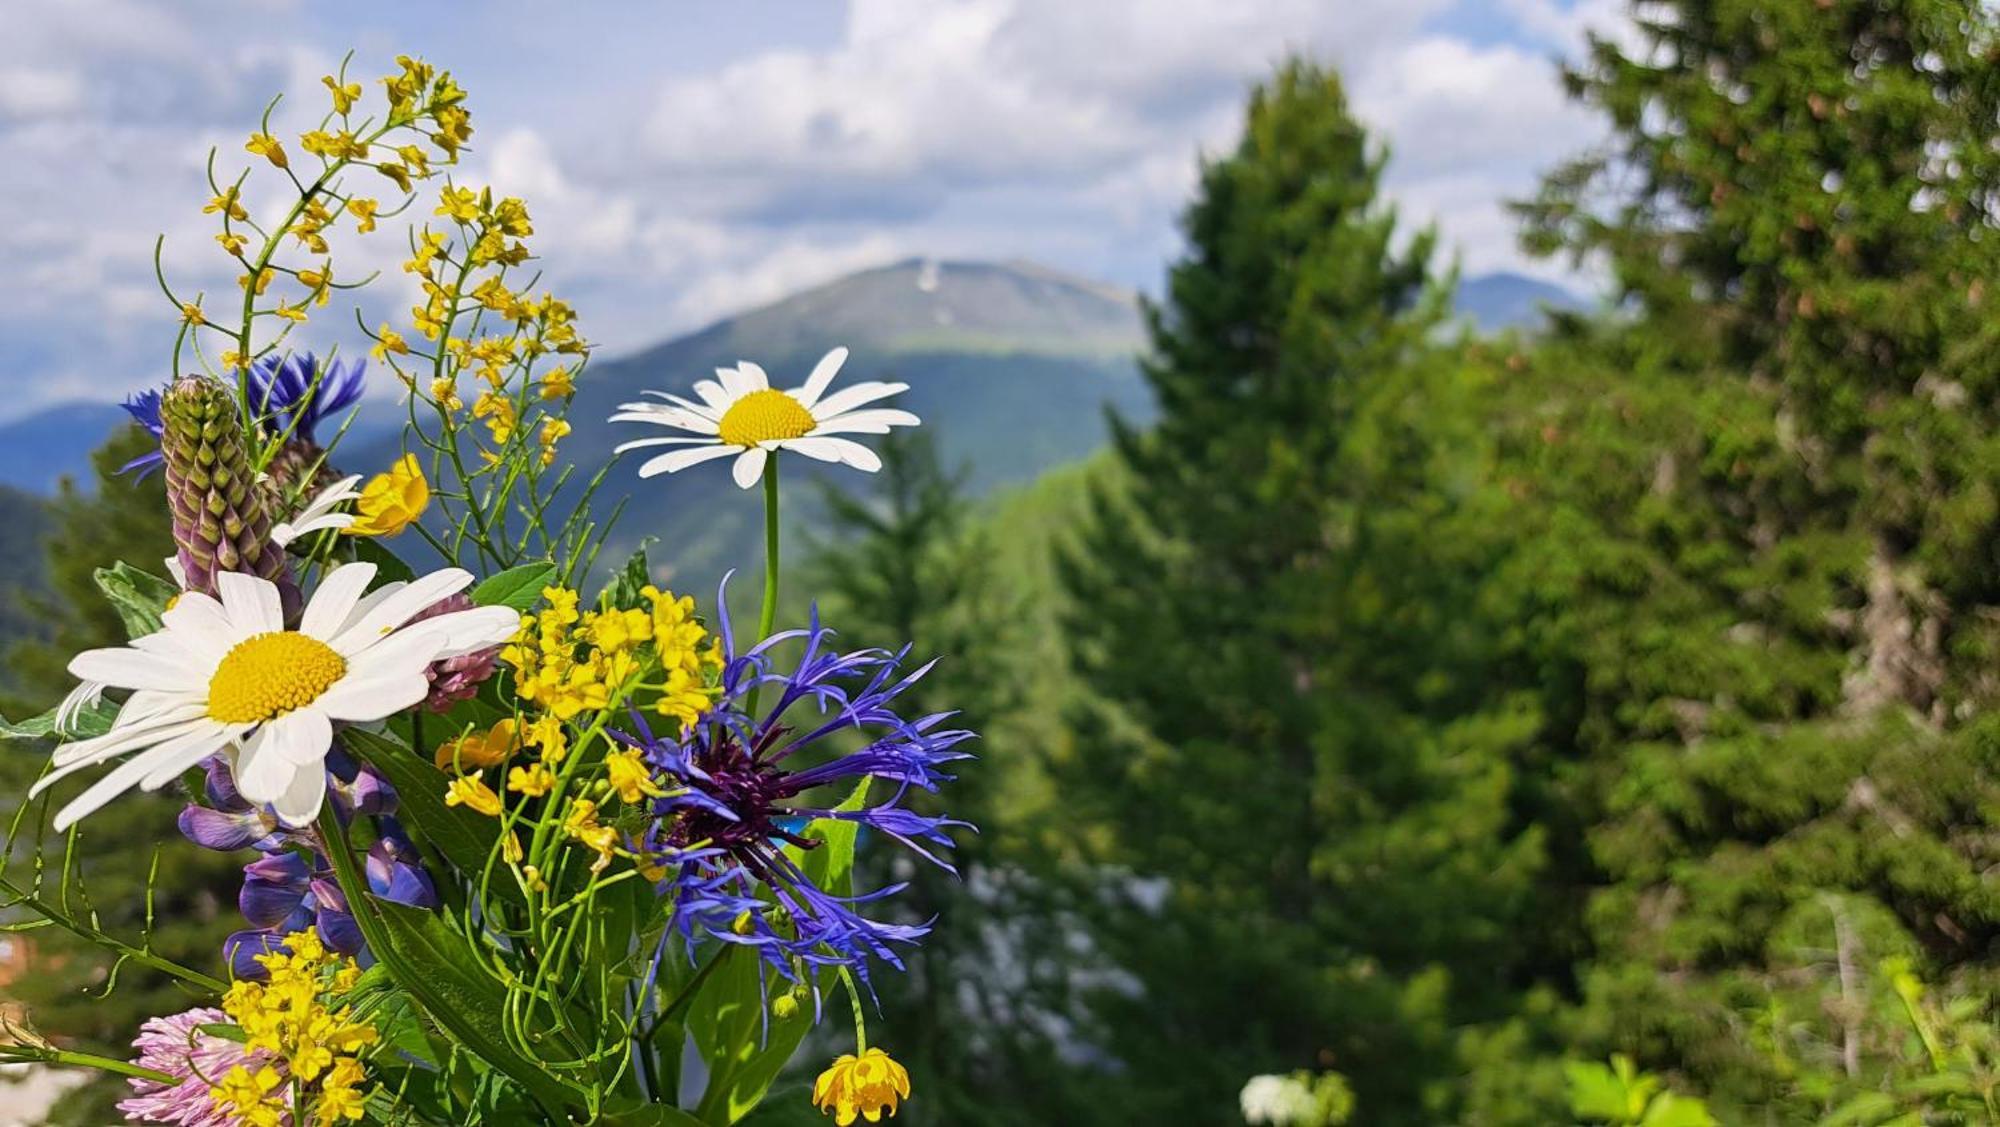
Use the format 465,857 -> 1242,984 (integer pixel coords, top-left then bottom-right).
1053,61 -> 1548,1123
808,430 -> 1047,1126
1498,0 -> 2000,1117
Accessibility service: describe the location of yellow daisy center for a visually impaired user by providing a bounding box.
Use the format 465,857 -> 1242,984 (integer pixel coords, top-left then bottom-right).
207,632 -> 347,724
716,389 -> 815,447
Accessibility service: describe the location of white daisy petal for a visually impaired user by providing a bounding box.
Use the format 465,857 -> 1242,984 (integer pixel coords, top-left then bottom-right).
159,593 -> 242,665
42,711 -> 206,776
329,569 -> 475,656
300,562 -> 379,641
716,365 -> 750,398
640,445 -> 739,478
807,380 -> 910,420
53,726 -> 231,831
273,756 -> 329,826
234,728 -> 296,805
781,436 -> 882,471
313,670 -> 432,722
68,647 -> 204,693
615,436 -> 720,456
164,557 -> 189,589
692,379 -> 732,411
267,709 -> 333,765
809,408 -> 921,435
791,346 -> 850,410
731,447 -> 770,489
736,362 -> 771,391
136,727 -> 236,789
420,606 -> 525,657
272,475 -> 363,548
216,571 -> 284,635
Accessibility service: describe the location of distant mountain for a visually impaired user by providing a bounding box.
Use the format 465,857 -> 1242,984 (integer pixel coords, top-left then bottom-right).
1453,271 -> 1588,333
0,402 -> 129,494
349,258 -> 1155,592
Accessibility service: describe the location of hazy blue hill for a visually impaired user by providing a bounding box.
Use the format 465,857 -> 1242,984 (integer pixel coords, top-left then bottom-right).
1453,271 -> 1587,333
0,403 -> 128,493
0,263 -> 1585,602
0,485 -> 52,688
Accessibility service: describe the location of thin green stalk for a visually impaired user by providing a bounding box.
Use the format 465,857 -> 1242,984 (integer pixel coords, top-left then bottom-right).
747,455 -> 780,716
0,1043 -> 177,1085
0,876 -> 224,993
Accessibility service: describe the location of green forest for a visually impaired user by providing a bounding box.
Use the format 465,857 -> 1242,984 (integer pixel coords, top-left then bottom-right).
6,1 -> 2000,1123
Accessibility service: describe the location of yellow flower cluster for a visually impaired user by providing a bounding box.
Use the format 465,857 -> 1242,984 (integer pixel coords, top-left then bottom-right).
644,585 -> 722,731
179,54 -> 467,392
812,1048 -> 912,1125
213,930 -> 377,1125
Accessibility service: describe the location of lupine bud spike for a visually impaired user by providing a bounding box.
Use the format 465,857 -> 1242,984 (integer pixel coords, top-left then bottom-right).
161,375 -> 300,619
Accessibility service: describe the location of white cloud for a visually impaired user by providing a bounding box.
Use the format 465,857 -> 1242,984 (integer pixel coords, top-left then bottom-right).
0,0 -> 1621,422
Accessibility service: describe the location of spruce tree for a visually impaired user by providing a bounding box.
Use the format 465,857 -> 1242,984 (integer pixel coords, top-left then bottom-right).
809,430 -> 1054,1126
1501,0 -> 2000,1117
1054,61 -> 1547,1123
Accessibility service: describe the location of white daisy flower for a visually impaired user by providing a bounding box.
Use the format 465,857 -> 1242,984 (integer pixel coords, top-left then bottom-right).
271,474 -> 364,547
31,562 -> 519,830
610,346 -> 920,489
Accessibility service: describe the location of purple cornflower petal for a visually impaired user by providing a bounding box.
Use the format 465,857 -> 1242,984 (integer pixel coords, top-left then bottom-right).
247,351 -> 366,444
118,389 -> 166,478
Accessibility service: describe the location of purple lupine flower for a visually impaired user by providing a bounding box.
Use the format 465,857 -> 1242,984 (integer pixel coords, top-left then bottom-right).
247,351 -> 366,444
612,585 -> 975,996
118,1006 -> 282,1126
118,389 -> 167,477
409,592 -> 503,711
185,755 -> 436,978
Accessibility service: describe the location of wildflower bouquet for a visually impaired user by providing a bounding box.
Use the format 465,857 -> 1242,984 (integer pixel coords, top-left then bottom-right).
0,55 -> 963,1127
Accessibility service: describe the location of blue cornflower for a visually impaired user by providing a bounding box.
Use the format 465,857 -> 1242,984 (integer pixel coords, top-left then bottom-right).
118,389 -> 166,477
613,591 -> 975,996
246,351 -> 365,444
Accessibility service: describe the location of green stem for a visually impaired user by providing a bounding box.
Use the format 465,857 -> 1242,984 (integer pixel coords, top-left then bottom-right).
746,454 -> 781,716
0,876 -> 225,994
0,1043 -> 177,1085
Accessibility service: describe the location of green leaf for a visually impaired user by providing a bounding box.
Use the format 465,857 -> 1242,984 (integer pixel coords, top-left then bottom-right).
94,561 -> 179,639
599,1096 -> 712,1126
347,536 -> 417,584
599,544 -> 655,608
195,1023 -> 248,1043
340,728 -> 523,909
365,896 -> 586,1117
1565,1058 -> 1636,1121
1640,1093 -> 1716,1127
693,779 -> 869,1125
0,698 -> 116,743
473,561 -> 556,612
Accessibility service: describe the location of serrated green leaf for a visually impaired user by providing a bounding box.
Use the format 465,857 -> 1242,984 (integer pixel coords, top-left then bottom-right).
340,728 -> 522,909
0,698 -> 117,743
473,561 -> 556,612
694,779 -> 869,1125
94,561 -> 179,639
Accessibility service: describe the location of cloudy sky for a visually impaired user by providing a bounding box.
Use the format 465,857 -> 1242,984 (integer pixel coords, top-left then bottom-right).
0,0 -> 1623,422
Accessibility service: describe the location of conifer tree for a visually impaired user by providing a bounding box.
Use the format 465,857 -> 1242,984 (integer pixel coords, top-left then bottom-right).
1054,61 -> 1548,1123
808,430 -> 1041,1126
1500,0 -> 2000,1116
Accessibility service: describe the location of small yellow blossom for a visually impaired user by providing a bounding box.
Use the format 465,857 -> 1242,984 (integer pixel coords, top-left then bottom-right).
322,74 -> 362,115
605,748 -> 663,804
371,324 -> 409,362
180,302 -> 206,326
204,187 -> 249,221
507,762 -> 555,797
343,453 -> 429,537
246,132 -> 288,168
435,719 -> 517,772
346,197 -> 379,233
436,184 -> 481,223
430,376 -> 463,412
473,390 -> 517,444
538,366 -> 575,399
240,267 -> 274,296
377,161 -> 413,193
216,231 -> 248,257
812,1048 -> 912,1126
274,301 -> 307,324
445,774 -> 503,817
220,349 -> 249,372
563,798 -> 619,871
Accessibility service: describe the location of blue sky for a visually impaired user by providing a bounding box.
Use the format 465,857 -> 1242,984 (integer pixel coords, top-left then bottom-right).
0,0 -> 1621,421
